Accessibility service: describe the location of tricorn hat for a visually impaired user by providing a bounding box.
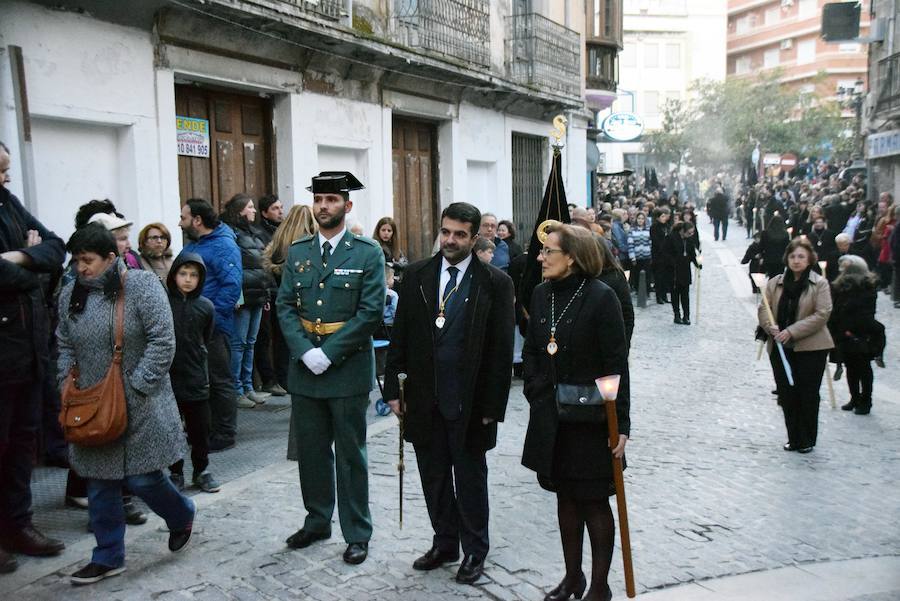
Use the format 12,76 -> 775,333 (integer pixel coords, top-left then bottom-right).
307,171 -> 365,194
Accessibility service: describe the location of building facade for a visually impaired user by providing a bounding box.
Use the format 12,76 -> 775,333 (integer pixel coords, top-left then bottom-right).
596,0 -> 727,174
864,0 -> 900,201
727,0 -> 869,99
0,0 -> 618,259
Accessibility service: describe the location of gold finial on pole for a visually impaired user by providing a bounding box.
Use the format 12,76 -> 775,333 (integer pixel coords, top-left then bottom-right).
550,114 -> 567,147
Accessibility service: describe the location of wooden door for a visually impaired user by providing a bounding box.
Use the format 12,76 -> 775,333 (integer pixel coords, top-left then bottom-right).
392,118 -> 438,261
175,85 -> 274,211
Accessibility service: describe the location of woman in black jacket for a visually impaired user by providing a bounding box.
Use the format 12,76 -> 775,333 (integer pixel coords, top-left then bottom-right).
596,237 -> 634,346
760,216 -> 790,278
661,221 -> 701,325
829,255 -> 880,414
649,207 -> 672,304
522,224 -> 629,601
221,193 -> 276,407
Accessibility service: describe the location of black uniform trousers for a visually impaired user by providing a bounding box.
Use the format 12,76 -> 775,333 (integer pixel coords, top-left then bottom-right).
671,284 -> 690,319
413,408 -> 489,559
770,348 -> 827,449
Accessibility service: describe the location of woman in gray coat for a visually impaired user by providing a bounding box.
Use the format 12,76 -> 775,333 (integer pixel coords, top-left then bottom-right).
57,224 -> 195,585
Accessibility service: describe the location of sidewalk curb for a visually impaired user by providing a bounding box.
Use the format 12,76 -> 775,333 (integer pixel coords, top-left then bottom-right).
634,555 -> 900,600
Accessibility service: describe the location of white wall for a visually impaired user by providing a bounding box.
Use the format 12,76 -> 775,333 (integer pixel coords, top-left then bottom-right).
0,1 -> 162,243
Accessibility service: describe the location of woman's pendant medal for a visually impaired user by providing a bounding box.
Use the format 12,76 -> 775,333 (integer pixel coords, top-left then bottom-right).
435,313 -> 446,329
547,332 -> 559,355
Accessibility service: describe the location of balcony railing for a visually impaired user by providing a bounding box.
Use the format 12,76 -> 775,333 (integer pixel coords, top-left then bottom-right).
505,12 -> 581,96
277,0 -> 344,21
390,0 -> 491,68
876,52 -> 900,116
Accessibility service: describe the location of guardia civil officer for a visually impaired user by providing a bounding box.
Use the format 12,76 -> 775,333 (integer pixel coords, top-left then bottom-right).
384,202 -> 515,585
275,172 -> 385,565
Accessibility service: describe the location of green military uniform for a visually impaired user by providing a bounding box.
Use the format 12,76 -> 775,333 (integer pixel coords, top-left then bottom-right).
276,227 -> 385,544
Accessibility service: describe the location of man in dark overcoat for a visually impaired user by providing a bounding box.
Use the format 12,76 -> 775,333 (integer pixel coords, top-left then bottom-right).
0,142 -> 66,570
384,202 -> 514,585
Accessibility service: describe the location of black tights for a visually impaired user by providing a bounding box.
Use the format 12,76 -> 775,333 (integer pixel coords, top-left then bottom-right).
558,496 -> 615,600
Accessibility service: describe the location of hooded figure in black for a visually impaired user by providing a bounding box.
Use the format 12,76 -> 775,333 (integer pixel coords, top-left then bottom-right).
166,252 -> 220,492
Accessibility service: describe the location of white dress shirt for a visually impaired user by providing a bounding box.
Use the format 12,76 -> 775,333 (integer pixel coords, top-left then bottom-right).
318,227 -> 347,257
439,253 -> 473,301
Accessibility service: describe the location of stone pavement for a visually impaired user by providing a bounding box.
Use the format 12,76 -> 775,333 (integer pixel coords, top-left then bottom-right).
3,216 -> 899,600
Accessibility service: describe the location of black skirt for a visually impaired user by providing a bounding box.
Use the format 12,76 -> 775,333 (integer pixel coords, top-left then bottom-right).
537,422 -> 621,500
538,473 -> 616,500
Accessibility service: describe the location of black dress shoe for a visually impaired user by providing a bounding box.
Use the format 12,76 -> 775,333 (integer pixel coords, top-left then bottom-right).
682,318 -> 691,325
796,446 -> 814,454
854,405 -> 871,415
0,548 -> 17,574
783,442 -> 797,451
0,525 -> 65,556
343,542 -> 368,565
841,399 -> 856,411
544,572 -> 586,601
456,554 -> 484,584
413,546 -> 460,571
673,317 -> 683,324
285,529 -> 330,549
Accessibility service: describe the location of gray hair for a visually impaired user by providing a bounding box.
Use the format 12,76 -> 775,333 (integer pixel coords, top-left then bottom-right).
838,254 -> 868,275
835,233 -> 851,245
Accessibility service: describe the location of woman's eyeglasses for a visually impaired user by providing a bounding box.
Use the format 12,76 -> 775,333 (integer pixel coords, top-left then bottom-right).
145,236 -> 167,242
539,247 -> 565,257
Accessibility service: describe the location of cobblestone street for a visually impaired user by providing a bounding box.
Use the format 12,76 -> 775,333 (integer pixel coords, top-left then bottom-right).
3,221 -> 899,600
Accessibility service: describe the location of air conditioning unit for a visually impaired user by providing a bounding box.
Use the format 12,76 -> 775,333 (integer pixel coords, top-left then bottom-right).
781,39 -> 793,50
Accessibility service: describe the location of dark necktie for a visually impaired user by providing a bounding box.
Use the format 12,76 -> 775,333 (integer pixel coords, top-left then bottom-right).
322,241 -> 331,266
442,266 -> 459,311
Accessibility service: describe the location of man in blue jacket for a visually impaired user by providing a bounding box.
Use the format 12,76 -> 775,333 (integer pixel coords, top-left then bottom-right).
180,199 -> 243,451
0,142 -> 66,570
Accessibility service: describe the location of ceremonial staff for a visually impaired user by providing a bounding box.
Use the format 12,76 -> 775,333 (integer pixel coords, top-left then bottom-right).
596,375 -> 636,598
694,254 -> 703,324
817,261 -> 837,409
751,273 -> 795,386
397,372 -> 407,528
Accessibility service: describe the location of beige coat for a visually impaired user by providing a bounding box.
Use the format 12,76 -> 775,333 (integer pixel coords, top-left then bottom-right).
758,270 -> 834,353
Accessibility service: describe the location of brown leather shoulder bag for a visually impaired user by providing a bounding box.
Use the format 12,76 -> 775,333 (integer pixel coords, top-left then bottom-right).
59,272 -> 129,447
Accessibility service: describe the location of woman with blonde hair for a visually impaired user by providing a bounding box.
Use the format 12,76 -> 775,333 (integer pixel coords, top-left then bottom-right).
263,204 -> 317,389
137,222 -> 174,283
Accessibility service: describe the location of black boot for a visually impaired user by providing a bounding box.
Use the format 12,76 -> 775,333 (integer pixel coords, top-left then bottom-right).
854,399 -> 871,415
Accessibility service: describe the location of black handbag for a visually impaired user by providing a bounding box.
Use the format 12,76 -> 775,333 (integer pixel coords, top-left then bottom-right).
555,383 -> 607,424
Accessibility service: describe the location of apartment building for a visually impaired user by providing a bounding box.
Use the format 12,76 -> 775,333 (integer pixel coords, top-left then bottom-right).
1,0 -> 620,259
864,0 -> 900,200
727,0 -> 869,99
597,0 -> 727,173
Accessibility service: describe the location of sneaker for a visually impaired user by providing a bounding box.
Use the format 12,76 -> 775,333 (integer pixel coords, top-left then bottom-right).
123,502 -> 148,526
262,382 -> 288,396
170,473 -> 185,491
168,512 -> 194,553
65,495 -> 89,509
246,390 -> 269,405
236,394 -> 256,408
70,562 -> 126,585
193,471 -> 221,493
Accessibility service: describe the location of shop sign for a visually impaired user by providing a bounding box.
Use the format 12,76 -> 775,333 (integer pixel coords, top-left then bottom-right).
763,153 -> 781,166
176,116 -> 210,158
601,112 -> 644,142
866,129 -> 900,159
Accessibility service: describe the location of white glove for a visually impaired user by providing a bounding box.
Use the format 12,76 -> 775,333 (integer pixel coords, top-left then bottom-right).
301,348 -> 332,375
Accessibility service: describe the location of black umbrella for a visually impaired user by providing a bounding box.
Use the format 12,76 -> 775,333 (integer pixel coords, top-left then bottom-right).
519,146 -> 571,314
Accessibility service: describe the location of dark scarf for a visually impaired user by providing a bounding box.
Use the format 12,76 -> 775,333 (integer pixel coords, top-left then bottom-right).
69,259 -> 124,316
776,268 -> 810,330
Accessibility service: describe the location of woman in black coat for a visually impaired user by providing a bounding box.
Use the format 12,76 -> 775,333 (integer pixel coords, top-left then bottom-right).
661,221 -> 701,325
829,255 -> 880,414
760,216 -> 790,278
649,207 -> 672,304
596,238 -> 634,346
221,193 -> 276,406
522,224 -> 629,601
